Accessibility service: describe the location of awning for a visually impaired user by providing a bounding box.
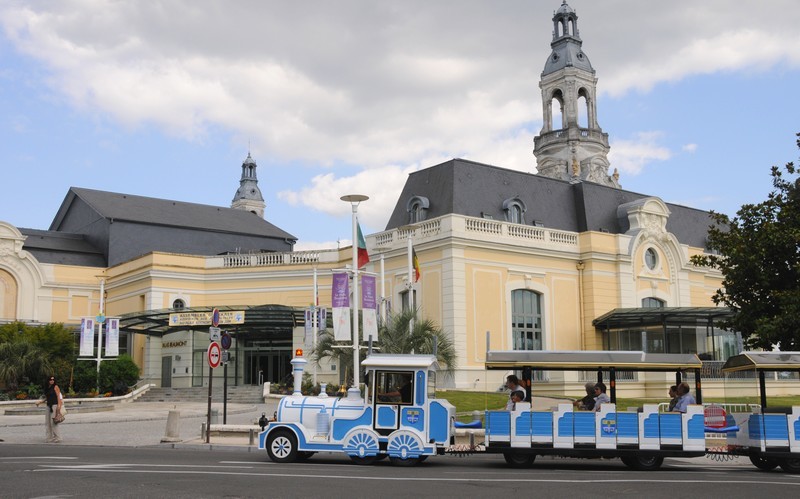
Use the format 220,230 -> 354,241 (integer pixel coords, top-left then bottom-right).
592,307 -> 734,330
118,304 -> 304,337
485,350 -> 702,371
721,351 -> 800,372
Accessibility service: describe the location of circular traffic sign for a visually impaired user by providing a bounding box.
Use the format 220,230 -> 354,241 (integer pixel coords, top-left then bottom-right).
207,341 -> 221,369
211,308 -> 220,327
220,331 -> 232,350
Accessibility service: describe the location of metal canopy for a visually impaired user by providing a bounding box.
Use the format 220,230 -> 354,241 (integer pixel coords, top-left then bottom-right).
485,350 -> 702,371
118,304 -> 304,337
592,307 -> 734,330
362,354 -> 439,371
722,351 -> 800,372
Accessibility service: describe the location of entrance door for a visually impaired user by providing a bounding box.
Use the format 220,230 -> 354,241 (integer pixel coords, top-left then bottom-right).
245,351 -> 291,385
161,356 -> 172,388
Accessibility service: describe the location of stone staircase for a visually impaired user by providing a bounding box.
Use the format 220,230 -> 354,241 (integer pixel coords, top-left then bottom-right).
135,385 -> 264,404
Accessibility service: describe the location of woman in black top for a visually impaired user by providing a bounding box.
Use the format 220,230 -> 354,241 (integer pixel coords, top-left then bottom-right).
35,375 -> 63,443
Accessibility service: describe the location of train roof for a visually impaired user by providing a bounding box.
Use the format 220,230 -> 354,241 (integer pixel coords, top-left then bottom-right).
485,350 -> 702,371
722,351 -> 800,372
362,354 -> 440,371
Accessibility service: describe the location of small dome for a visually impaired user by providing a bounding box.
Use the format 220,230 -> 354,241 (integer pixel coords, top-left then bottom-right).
556,1 -> 574,15
243,153 -> 256,165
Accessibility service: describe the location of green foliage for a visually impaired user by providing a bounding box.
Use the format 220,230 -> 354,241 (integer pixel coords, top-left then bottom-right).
311,309 -> 457,387
72,360 -> 99,393
0,341 -> 52,391
0,322 -> 75,360
691,133 -> 800,350
22,382 -> 43,398
98,355 -> 140,394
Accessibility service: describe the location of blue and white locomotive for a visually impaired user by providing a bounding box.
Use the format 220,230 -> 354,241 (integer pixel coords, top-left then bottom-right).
258,353 -> 456,466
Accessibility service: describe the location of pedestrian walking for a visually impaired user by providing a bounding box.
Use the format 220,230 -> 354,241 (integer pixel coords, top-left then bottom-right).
35,375 -> 63,443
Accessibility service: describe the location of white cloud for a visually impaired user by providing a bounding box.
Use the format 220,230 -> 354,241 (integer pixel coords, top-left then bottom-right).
682,143 -> 698,153
608,132 -> 671,176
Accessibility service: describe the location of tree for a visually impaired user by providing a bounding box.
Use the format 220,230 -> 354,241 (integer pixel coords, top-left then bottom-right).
312,309 -> 457,386
0,322 -> 75,360
98,354 -> 140,394
691,133 -> 800,350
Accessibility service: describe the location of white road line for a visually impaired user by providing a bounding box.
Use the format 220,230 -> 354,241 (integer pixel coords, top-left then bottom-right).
0,456 -> 78,460
31,468 -> 800,486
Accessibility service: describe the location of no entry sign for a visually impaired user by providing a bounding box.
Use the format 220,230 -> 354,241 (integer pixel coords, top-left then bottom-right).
207,341 -> 221,369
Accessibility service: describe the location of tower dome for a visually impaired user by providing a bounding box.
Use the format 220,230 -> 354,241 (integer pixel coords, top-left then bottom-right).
231,152 -> 266,218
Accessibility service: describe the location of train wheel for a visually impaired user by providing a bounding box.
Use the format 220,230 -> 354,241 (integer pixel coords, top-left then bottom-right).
779,458 -> 800,474
297,452 -> 315,462
503,452 -> 535,468
350,455 -> 378,465
266,429 -> 298,463
749,455 -> 779,471
623,455 -> 663,471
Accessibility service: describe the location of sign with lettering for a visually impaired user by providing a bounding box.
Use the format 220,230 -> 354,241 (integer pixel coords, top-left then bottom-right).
169,311 -> 245,327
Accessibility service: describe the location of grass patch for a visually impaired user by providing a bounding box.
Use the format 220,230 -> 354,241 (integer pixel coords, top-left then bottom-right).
437,390 -> 507,416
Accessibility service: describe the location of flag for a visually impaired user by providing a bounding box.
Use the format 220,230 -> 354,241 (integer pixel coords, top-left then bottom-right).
412,247 -> 421,282
357,222 -> 370,268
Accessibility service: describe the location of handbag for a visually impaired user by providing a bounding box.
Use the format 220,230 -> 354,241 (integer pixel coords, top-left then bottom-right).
53,408 -> 65,424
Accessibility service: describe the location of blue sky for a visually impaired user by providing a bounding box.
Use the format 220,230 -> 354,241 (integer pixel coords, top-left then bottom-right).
1,1 -> 798,250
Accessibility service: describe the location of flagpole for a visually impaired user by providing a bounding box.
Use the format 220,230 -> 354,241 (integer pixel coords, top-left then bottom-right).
380,254 -> 385,324
341,194 -> 368,399
312,265 -> 318,386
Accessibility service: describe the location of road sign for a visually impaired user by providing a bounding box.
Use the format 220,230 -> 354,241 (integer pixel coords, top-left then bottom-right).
220,331 -> 232,350
207,341 -> 221,369
222,350 -> 230,364
209,326 -> 221,341
211,308 -> 220,327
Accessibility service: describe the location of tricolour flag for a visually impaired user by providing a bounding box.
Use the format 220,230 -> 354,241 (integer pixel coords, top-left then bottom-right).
412,247 -> 421,282
357,222 -> 370,269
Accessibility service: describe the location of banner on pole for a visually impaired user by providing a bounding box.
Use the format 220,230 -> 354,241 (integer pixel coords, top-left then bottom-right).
80,317 -> 95,357
105,318 -> 120,357
361,275 -> 378,342
304,308 -> 313,348
332,273 -> 351,341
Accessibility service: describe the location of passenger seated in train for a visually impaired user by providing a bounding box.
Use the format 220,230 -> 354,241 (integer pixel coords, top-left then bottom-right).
593,382 -> 610,412
504,375 -> 525,410
672,382 -> 696,413
667,385 -> 679,412
377,373 -> 413,404
507,390 -> 525,411
573,382 -> 596,411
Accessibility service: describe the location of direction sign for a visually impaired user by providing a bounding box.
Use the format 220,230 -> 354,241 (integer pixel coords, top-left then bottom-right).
220,331 -> 232,350
207,341 -> 221,369
211,308 -> 220,327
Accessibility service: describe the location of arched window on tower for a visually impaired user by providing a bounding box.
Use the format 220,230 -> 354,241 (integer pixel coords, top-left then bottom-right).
406,196 -> 430,224
503,197 -> 527,225
577,88 -> 589,128
512,289 -> 543,350
550,90 -> 564,131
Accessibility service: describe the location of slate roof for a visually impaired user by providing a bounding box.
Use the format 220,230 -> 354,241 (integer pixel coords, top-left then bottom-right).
384,158 -> 714,249
18,228 -> 106,267
51,187 -> 296,240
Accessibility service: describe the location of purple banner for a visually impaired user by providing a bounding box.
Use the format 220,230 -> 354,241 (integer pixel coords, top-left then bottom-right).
361,275 -> 376,309
332,273 -> 350,308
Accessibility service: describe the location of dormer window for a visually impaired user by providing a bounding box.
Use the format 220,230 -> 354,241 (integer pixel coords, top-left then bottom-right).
172,299 -> 186,310
406,196 -> 430,224
503,197 -> 527,225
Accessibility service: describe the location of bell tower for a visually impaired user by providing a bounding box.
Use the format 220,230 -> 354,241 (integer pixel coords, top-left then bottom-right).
533,1 -> 619,188
231,152 -> 266,218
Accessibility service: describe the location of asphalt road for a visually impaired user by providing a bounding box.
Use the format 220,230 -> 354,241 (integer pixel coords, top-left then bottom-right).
2,444 -> 799,499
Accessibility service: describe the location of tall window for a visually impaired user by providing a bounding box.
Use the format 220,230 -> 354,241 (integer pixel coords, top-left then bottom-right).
512,289 -> 543,350
642,297 -> 665,308
400,289 -> 417,312
406,196 -> 429,224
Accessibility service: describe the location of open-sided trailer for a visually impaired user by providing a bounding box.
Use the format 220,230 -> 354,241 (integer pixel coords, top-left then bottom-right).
719,351 -> 800,473
483,350 -> 708,470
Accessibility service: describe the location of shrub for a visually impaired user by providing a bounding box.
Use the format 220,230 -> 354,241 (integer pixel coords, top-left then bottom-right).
72,361 -> 98,393
22,383 -> 42,399
15,392 -> 27,400
0,392 -> 9,401
98,355 -> 140,393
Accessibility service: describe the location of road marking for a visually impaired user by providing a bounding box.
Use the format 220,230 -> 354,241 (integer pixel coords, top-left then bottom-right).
0,456 -> 77,460
31,468 -> 800,486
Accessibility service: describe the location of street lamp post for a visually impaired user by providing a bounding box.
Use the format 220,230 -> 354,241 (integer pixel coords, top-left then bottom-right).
341,194 -> 368,399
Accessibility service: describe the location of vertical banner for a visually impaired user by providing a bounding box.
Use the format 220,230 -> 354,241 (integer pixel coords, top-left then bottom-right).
332,273 -> 351,341
80,317 -> 95,356
304,309 -> 313,349
361,275 -> 378,342
105,318 -> 120,357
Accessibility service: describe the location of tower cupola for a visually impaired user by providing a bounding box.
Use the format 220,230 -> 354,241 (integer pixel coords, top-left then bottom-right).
231,152 -> 266,218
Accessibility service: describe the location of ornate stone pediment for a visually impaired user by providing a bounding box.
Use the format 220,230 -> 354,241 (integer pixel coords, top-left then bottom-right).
617,197 -> 671,241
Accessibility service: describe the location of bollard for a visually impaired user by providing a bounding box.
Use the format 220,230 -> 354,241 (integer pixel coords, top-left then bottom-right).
200,422 -> 206,439
161,410 -> 181,443
249,428 -> 255,445
469,431 -> 475,450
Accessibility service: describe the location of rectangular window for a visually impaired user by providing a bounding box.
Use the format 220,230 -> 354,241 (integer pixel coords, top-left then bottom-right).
511,289 -> 543,350
375,371 -> 414,405
400,290 -> 417,312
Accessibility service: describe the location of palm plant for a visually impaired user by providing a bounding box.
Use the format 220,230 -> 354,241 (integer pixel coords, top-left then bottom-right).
311,309 -> 457,385
0,341 -> 52,391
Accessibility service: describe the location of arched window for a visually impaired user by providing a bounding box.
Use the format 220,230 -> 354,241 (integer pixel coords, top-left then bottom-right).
577,87 -> 590,128
642,297 -> 665,308
512,289 -> 543,350
503,197 -> 527,225
550,90 -> 564,130
172,299 -> 186,310
406,196 -> 430,224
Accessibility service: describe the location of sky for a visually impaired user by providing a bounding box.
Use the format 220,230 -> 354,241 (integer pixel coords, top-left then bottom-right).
1,1 -> 798,251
